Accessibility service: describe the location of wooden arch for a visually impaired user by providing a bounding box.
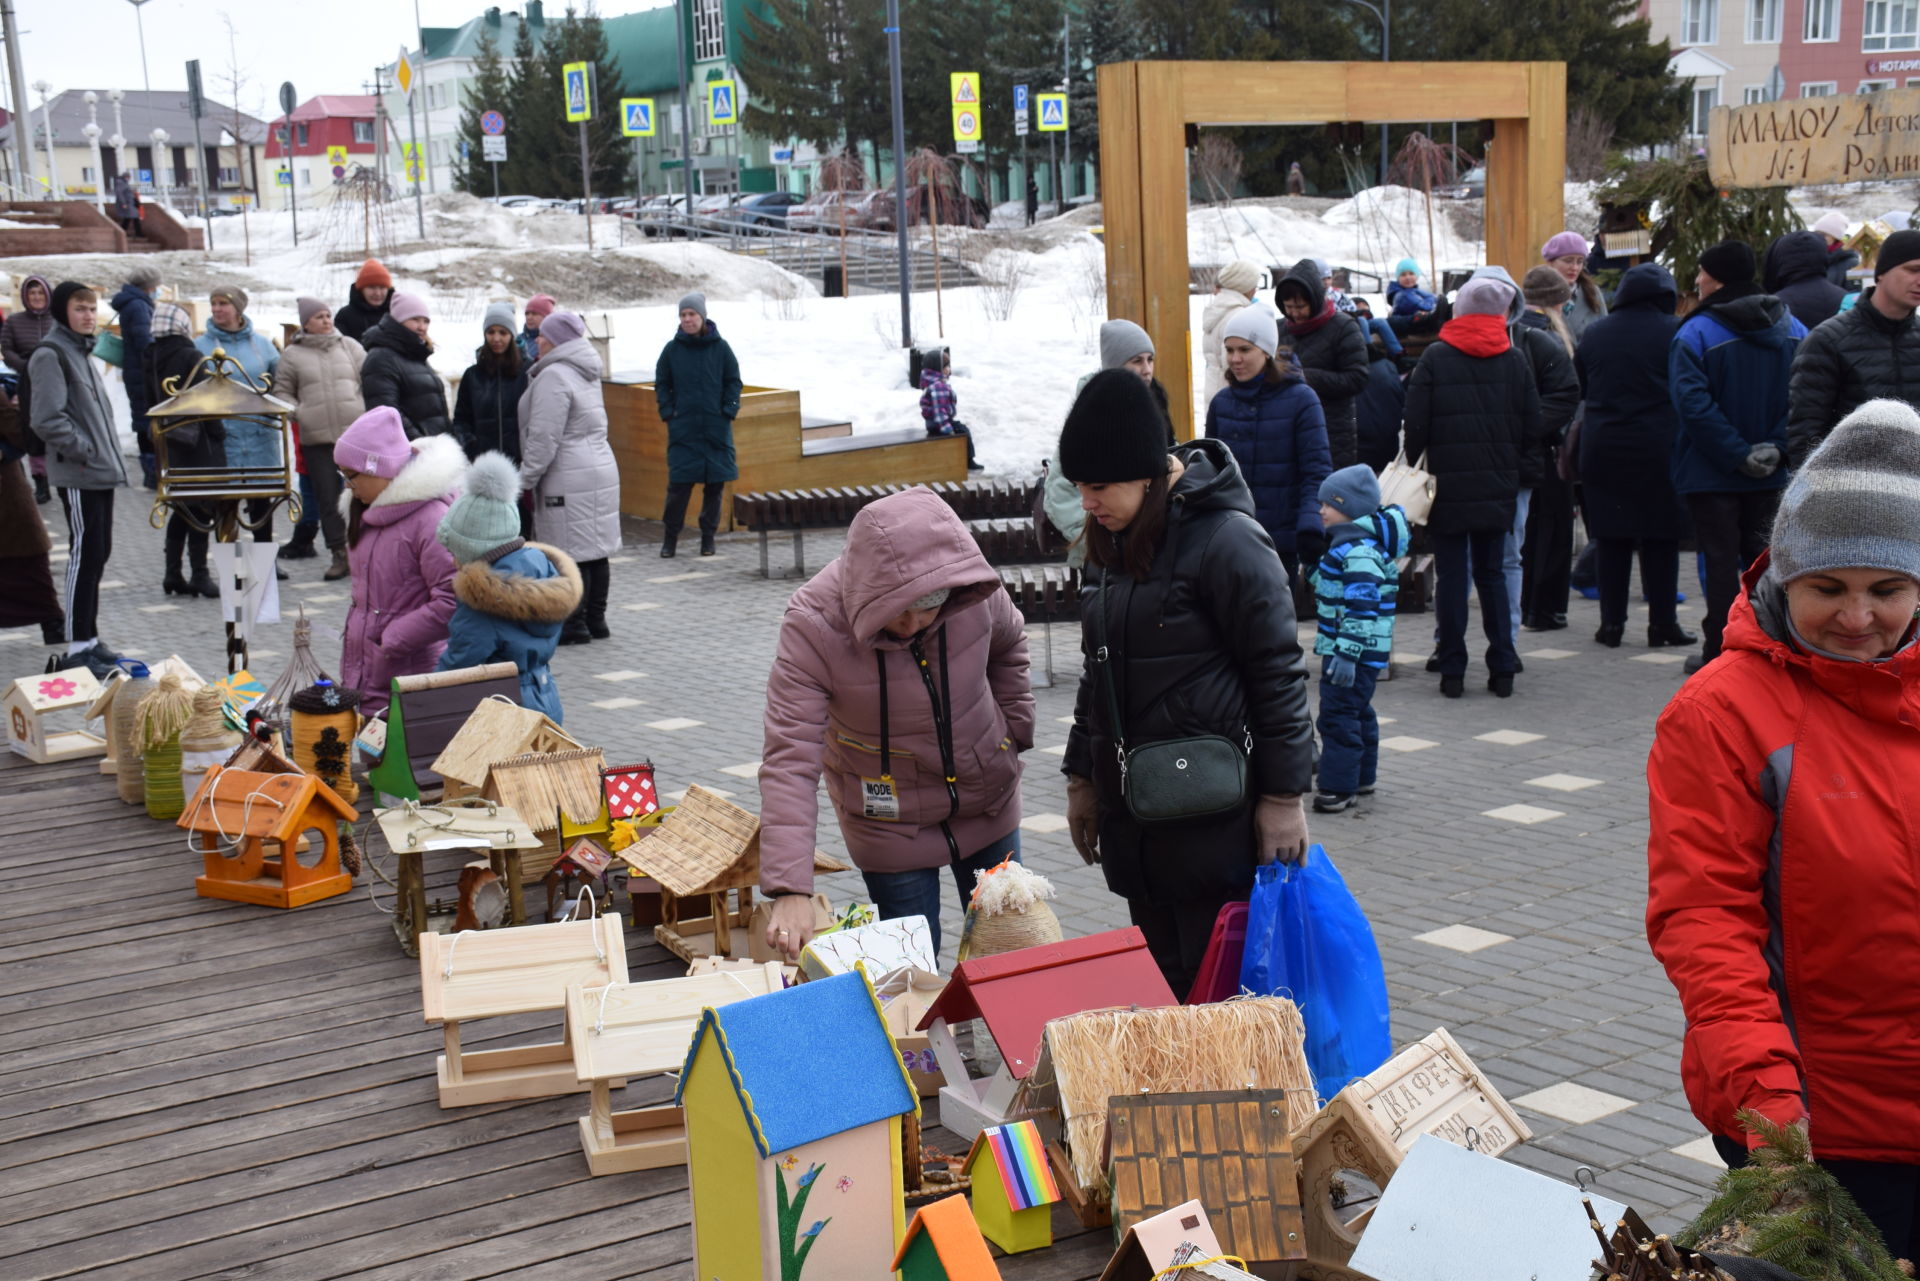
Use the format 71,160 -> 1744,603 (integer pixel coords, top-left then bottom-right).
1096,60 -> 1569,436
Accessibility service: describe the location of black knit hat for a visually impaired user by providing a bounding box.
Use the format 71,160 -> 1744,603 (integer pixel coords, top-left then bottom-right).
1058,369 -> 1170,484
1876,228 -> 1920,276
49,280 -> 92,330
1698,240 -> 1756,287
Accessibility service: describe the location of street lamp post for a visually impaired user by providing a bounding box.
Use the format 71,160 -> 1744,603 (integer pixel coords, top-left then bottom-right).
1335,0 -> 1391,187
82,92 -> 103,212
108,88 -> 126,182
33,80 -> 60,199
125,0 -> 152,93
151,126 -> 169,212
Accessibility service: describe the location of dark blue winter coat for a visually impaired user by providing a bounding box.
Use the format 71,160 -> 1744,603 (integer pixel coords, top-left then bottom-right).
1203,370 -> 1331,556
1668,291 -> 1803,497
437,542 -> 582,723
111,282 -> 155,428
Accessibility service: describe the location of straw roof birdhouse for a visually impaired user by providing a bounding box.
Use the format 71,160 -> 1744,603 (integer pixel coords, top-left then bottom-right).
430,697 -> 583,797
483,747 -> 607,878
617,784 -> 847,963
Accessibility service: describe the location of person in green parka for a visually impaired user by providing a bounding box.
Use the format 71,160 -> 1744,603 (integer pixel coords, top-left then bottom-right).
654,292 -> 742,557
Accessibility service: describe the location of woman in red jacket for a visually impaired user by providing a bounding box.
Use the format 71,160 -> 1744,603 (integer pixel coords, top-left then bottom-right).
1647,398 -> 1920,1258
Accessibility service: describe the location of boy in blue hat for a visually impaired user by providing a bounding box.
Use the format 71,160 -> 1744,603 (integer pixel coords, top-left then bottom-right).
1311,463 -> 1411,813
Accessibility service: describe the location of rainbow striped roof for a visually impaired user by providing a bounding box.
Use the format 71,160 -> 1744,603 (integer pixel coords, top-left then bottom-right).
965,1120 -> 1061,1211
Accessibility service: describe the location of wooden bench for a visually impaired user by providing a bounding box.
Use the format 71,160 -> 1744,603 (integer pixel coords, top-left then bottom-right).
997,563 -> 1082,688
732,479 -> 1043,578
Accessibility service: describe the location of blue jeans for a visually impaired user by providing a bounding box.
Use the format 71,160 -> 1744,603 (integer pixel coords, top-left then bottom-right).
1365,316 -> 1402,356
1317,659 -> 1380,794
296,470 -> 319,532
860,831 -> 1020,961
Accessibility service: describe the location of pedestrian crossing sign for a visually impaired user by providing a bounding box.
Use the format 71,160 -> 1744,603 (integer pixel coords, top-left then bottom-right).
1037,92 -> 1067,132
564,61 -> 592,122
709,79 -> 738,127
951,71 -> 980,105
622,97 -> 656,137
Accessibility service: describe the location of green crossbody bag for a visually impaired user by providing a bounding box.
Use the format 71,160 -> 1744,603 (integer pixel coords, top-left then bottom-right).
1090,567 -> 1250,825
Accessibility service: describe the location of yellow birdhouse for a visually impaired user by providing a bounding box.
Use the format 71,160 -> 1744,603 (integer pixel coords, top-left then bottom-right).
961,1120 -> 1060,1255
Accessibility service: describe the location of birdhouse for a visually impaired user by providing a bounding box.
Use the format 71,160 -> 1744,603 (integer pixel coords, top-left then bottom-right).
1292,1027 -> 1532,1280
177,766 -> 357,908
366,662 -> 521,802
914,927 -> 1176,1144
1098,1200 -> 1226,1281
374,796 -> 545,955
562,962 -> 784,1175
482,746 -> 610,908
429,698 -> 584,798
892,1193 -> 1002,1281
676,969 -> 918,1280
799,914 -> 936,982
961,1120 -> 1060,1254
418,909 -> 627,1107
5,668 -> 106,763
618,784 -> 847,963
1107,1091 -> 1308,1269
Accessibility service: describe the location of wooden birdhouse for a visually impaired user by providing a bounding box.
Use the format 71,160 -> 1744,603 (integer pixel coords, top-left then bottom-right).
5,668 -> 106,763
1098,1200 -> 1225,1281
1108,1090 -> 1307,1269
676,969 -> 918,1280
961,1120 -> 1060,1254
1292,1027 -> 1531,1280
366,662 -> 521,802
618,784 -> 847,963
892,1193 -> 1002,1281
562,962 -> 784,1175
483,747 -> 609,901
178,766 -> 356,908
429,698 -> 584,798
914,927 -> 1176,1144
418,909 -> 627,1107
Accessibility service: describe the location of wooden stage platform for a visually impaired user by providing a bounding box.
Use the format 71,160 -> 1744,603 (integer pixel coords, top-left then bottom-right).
0,752 -> 1117,1280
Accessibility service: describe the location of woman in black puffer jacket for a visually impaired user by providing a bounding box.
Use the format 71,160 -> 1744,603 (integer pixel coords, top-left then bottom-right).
359,293 -> 451,439
1059,371 -> 1317,995
1275,260 -> 1369,469
453,303 -> 530,462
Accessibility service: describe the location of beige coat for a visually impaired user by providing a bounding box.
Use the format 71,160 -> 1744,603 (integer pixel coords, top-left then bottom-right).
1200,288 -> 1254,402
271,332 -> 366,446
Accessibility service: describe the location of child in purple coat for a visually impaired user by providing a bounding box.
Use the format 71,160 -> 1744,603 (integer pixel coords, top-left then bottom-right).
334,406 -> 462,714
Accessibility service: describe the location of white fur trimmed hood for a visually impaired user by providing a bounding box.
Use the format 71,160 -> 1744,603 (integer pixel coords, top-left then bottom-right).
340,432 -> 468,525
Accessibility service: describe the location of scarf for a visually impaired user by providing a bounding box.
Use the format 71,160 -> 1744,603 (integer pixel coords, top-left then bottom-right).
1286,298 -> 1339,336
1438,313 -> 1512,357
1693,281 -> 1764,316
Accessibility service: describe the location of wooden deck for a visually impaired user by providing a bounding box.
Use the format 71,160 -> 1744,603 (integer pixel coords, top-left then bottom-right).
0,752 -> 1117,1280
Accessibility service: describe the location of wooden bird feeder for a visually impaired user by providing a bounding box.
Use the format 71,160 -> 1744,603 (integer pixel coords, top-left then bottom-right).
366,662 -> 520,803
429,698 -> 583,798
1291,1027 -> 1531,1280
374,797 -> 544,956
177,765 -> 356,908
417,910 -> 628,1108
617,784 -> 847,963
5,668 -> 107,764
563,962 -> 784,1175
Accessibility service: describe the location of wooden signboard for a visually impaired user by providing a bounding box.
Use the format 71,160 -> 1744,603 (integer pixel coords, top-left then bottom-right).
1292,1027 -> 1531,1280
418,913 -> 628,1107
563,962 -> 784,1175
1107,1090 -> 1307,1267
1708,87 -> 1920,188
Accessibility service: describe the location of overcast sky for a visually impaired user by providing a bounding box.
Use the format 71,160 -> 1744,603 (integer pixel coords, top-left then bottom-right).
12,0 -> 666,113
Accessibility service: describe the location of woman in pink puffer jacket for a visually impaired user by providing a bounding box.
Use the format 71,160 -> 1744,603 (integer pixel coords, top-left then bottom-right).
758,487 -> 1035,961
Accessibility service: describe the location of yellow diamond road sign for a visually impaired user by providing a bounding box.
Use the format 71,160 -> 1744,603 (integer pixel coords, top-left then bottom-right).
395,48 -> 414,98
951,72 -> 980,106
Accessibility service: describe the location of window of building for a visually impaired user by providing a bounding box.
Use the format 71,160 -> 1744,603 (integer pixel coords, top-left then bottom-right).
1862,77 -> 1897,90
1805,0 -> 1840,40
1683,0 -> 1720,44
301,168 -> 311,186
353,120 -> 375,144
1744,84 -> 1771,102
1800,80 -> 1839,95
693,0 -> 725,60
1691,84 -> 1720,134
1748,0 -> 1782,41
1864,0 -> 1920,49
217,165 -> 240,186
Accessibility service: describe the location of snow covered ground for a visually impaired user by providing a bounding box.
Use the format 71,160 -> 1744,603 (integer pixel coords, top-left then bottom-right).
13,180 -> 1903,482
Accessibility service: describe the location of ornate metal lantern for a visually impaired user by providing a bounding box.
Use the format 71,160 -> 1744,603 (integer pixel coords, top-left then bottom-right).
146,347 -> 301,671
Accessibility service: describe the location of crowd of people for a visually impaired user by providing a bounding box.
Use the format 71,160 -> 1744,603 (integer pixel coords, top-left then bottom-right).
0,258 -> 753,716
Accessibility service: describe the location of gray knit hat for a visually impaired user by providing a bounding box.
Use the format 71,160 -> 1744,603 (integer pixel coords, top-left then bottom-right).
1222,305 -> 1279,358
677,292 -> 707,320
437,452 -> 524,564
1771,398 -> 1920,584
482,301 -> 516,335
1099,319 -> 1153,370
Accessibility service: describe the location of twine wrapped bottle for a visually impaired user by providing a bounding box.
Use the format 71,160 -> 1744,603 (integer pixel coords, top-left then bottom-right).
134,673 -> 196,820
958,858 -> 1063,961
290,679 -> 361,804
178,686 -> 242,807
112,661 -> 154,806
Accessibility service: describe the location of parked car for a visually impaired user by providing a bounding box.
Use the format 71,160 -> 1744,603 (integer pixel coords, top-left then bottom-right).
731,190 -> 805,232
788,189 -> 864,235
691,191 -> 745,224
635,193 -> 688,236
1441,164 -> 1486,200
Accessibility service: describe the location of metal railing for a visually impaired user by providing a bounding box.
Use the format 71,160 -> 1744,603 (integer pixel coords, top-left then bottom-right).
624,207 -> 980,294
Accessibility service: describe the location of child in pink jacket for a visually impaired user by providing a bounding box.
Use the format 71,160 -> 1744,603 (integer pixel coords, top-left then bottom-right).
334,406 -> 462,714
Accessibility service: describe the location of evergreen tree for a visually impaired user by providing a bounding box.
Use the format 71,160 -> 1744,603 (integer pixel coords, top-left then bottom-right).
1069,0 -> 1146,181
501,13 -> 559,194
565,5 -> 639,197
982,0 -> 1063,195
739,0 -> 843,148
453,27 -> 510,196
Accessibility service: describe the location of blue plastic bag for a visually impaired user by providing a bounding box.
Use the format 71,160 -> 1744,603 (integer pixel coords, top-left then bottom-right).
1238,844 -> 1392,1101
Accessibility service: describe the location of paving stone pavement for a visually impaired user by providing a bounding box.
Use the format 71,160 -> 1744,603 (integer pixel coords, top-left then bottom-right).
8,493 -> 1728,1232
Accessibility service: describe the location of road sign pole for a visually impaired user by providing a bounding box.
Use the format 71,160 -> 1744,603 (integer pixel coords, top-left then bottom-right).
886,0 -> 911,349
284,111 -> 299,247
405,74 -> 425,238
579,120 -> 594,250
